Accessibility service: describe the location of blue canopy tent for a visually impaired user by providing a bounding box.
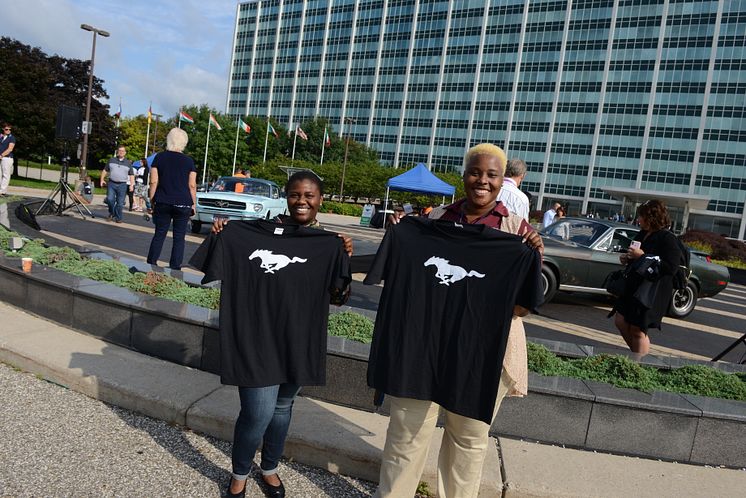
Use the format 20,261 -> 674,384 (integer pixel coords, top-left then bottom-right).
383,163 -> 456,213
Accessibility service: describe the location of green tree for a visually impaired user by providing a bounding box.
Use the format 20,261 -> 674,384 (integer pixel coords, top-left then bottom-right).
0,37 -> 116,171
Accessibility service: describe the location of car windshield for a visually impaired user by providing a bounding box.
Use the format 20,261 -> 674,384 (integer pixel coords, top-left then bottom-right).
543,220 -> 608,247
210,178 -> 271,197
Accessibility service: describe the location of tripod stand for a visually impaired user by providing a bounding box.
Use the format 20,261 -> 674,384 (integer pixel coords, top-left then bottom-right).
711,332 -> 746,364
35,142 -> 95,219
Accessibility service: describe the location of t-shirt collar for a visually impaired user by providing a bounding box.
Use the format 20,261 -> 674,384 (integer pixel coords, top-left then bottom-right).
444,198 -> 509,219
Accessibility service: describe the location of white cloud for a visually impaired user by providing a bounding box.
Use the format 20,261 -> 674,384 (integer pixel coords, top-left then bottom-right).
5,0 -> 235,117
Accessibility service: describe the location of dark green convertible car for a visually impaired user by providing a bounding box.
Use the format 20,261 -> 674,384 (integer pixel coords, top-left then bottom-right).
540,217 -> 730,318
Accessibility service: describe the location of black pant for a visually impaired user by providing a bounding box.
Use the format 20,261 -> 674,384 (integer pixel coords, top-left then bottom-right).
146,203 -> 192,269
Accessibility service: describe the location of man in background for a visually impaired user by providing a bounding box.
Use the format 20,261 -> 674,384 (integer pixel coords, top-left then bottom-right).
100,146 -> 134,223
543,202 -> 561,228
497,158 -> 530,220
0,123 -> 16,197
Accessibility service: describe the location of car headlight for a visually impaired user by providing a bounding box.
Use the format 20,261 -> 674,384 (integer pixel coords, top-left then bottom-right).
253,203 -> 263,212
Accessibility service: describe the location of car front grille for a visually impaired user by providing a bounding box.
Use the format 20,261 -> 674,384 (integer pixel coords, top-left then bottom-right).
198,198 -> 247,210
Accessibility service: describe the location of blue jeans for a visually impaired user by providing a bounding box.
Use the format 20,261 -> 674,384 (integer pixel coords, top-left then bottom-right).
232,383 -> 301,479
106,182 -> 127,221
146,203 -> 192,269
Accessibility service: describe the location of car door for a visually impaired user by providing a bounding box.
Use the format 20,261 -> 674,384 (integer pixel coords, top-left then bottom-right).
586,227 -> 640,289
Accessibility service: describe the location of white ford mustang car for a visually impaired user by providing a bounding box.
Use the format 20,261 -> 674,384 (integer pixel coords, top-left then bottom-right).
191,176 -> 287,233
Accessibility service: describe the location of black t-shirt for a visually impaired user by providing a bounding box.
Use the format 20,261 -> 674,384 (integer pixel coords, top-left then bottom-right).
190,220 -> 351,387
364,217 -> 543,423
152,151 -> 196,205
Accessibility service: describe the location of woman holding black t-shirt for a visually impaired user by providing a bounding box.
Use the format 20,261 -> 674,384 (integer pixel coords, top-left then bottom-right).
381,144 -> 543,498
211,171 -> 352,498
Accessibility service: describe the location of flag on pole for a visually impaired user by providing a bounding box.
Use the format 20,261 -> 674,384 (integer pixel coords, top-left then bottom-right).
115,101 -> 122,127
147,105 -> 152,124
296,126 -> 308,140
209,113 -> 222,130
179,111 -> 194,124
239,119 -> 251,133
323,127 -> 331,147
267,122 -> 278,138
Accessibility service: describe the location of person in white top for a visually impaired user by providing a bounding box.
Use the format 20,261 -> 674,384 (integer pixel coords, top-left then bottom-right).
496,158 -> 530,220
542,202 -> 561,228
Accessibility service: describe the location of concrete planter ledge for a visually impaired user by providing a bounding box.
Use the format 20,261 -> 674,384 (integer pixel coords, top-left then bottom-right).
1,254 -> 744,468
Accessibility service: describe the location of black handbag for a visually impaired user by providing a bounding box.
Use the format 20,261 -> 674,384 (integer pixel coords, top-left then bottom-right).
604,269 -> 628,297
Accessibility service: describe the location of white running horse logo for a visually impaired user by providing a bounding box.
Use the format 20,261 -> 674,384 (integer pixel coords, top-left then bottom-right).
424,256 -> 485,286
250,249 -> 307,274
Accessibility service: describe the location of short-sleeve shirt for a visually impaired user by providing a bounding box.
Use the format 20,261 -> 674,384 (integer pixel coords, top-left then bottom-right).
189,220 -> 351,387
496,178 -> 530,220
105,157 -> 134,183
364,217 -> 543,423
151,151 -> 196,205
0,133 -> 17,158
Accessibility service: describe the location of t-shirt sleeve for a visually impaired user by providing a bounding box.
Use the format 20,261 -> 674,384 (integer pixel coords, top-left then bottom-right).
329,239 -> 352,305
514,249 -> 544,311
188,157 -> 197,172
363,226 -> 394,284
189,232 -> 225,284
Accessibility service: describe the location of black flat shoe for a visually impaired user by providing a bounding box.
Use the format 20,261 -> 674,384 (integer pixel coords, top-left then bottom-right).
225,478 -> 246,498
259,475 -> 285,498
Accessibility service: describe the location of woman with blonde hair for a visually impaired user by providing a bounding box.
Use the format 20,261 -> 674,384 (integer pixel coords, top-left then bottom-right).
377,143 -> 543,498
146,128 -> 197,270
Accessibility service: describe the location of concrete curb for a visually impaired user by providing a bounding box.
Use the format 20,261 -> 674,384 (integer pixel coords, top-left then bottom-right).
0,302 -> 502,495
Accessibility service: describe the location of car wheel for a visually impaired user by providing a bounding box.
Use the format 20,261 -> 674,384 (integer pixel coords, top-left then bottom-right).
668,281 -> 697,319
190,220 -> 202,234
541,265 -> 558,303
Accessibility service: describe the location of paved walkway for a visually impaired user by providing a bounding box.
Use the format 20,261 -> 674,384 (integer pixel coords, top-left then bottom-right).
0,362 -> 374,498
2,301 -> 745,497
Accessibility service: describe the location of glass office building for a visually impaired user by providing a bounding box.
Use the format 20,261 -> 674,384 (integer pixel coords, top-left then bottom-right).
227,0 -> 746,238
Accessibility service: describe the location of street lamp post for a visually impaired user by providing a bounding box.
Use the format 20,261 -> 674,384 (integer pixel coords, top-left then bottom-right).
340,117 -> 355,198
79,23 -> 110,180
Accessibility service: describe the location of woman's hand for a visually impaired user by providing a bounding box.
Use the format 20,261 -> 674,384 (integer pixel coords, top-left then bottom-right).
387,210 -> 406,227
211,218 -> 229,234
339,234 -> 353,257
520,229 -> 544,255
513,304 -> 530,317
626,246 -> 644,261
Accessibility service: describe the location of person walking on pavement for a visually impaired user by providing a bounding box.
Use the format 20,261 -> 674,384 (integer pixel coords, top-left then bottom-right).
497,158 -> 530,220
100,146 -> 134,223
0,123 -> 16,196
146,128 -> 197,270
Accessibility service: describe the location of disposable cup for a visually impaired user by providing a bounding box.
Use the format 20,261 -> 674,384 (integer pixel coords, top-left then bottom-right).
21,258 -> 33,273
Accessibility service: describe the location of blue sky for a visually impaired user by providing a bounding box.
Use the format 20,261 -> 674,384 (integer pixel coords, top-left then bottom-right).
6,0 -> 238,119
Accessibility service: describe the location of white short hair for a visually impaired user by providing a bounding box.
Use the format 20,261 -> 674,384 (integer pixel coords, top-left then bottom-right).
166,128 -> 188,152
464,143 -> 507,174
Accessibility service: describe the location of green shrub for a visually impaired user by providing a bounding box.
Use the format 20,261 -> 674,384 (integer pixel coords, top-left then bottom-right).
713,258 -> 746,270
321,201 -> 363,217
527,343 -> 746,401
526,342 -> 571,376
573,354 -> 657,391
328,311 -> 374,343
657,365 -> 746,400
684,240 -> 712,254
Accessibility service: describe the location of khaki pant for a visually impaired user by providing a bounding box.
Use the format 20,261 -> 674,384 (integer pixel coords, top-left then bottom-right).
0,157 -> 12,194
375,370 -> 512,498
